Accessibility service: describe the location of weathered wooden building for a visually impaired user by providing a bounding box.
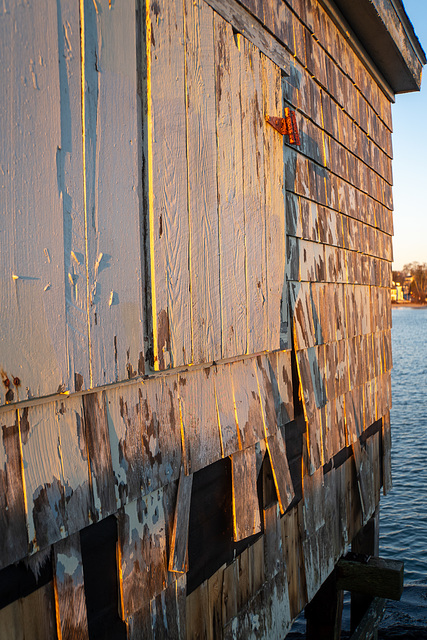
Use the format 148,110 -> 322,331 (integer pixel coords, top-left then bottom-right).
0,0 -> 425,637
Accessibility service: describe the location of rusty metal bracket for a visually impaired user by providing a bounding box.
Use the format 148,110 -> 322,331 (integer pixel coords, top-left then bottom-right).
265,107 -> 301,145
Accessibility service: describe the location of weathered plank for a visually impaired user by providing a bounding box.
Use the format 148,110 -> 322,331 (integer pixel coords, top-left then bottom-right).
118,489 -> 168,619
169,467 -> 193,573
240,36 -> 268,353
266,430 -> 294,515
185,0 -> 222,364
82,391 -> 116,522
151,574 -> 187,640
231,358 -> 265,450
337,556 -> 404,601
146,0 -> 191,370
262,53 -> 286,352
267,350 -> 294,427
53,532 -> 89,640
352,439 -> 376,525
231,446 -> 261,541
214,364 -> 240,457
179,368 -> 222,474
0,409 -> 28,568
82,0 -> 144,385
205,0 -> 289,73
0,582 -> 57,640
282,502 -> 307,619
263,502 -> 282,580
382,411 -> 392,495
0,0 -> 70,402
55,397 -> 91,535
214,15 -> 247,359
19,404 -> 67,553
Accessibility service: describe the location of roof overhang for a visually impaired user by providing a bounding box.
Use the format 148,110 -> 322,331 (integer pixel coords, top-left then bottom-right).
333,0 -> 426,94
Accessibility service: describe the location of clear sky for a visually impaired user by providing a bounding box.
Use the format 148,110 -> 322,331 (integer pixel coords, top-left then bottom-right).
391,1 -> 427,270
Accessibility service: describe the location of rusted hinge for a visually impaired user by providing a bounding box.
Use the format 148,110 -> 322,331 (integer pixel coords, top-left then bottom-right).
266,107 -> 300,145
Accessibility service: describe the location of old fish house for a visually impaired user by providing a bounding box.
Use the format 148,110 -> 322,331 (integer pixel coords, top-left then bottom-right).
0,0 -> 425,637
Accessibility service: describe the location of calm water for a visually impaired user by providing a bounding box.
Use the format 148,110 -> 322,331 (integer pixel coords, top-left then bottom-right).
288,306 -> 427,638
379,306 -> 427,637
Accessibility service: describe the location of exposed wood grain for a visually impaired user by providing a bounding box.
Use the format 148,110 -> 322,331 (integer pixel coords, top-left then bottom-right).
146,0 -> 191,370
53,532 -> 89,640
214,363 -> 240,457
186,578 -> 210,639
337,556 -> 403,601
240,36 -> 268,353
352,439 -> 376,525
262,53 -> 286,352
256,354 -> 279,439
267,350 -> 294,426
282,503 -> 307,619
205,0 -> 289,73
82,0 -> 144,385
0,409 -> 28,568
179,368 -> 222,474
231,447 -> 261,541
55,397 -> 91,535
266,430 -> 295,515
0,582 -> 57,640
19,404 -> 67,553
214,15 -> 247,359
263,502 -> 282,579
0,0 -> 70,403
231,358 -> 265,450
185,0 -> 221,364
118,489 -> 168,618
169,466 -> 193,573
151,574 -> 187,640
82,391 -> 116,521
382,411 -> 392,495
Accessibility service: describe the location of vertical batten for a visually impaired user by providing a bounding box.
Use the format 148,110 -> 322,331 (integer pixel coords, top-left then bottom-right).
185,0 -> 222,364
80,0 -> 144,387
240,38 -> 268,354
145,0 -> 191,371
214,16 -> 247,359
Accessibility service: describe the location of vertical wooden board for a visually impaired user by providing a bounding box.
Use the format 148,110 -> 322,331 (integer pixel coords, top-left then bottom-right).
263,54 -> 286,352
169,467 -> 193,573
127,601 -> 153,640
237,547 -> 252,610
186,579 -> 210,640
82,391 -> 116,521
54,532 -> 89,640
231,358 -> 265,449
263,502 -> 282,580
215,363 -> 240,458
179,368 -> 221,474
0,409 -> 28,568
286,193 -> 302,238
352,439 -> 376,525
282,503 -> 306,620
146,0 -> 191,371
0,1 -> 74,403
266,431 -> 294,515
324,340 -> 338,402
20,404 -> 67,553
82,0 -> 144,385
289,281 -> 316,350
207,564 -> 226,640
249,536 -> 265,594
267,350 -> 294,426
151,574 -> 187,640
336,338 -> 350,397
256,355 -> 278,439
307,409 -> 323,473
222,560 -> 238,625
296,349 -> 316,423
144,375 -> 183,488
118,489 -> 167,617
0,582 -> 58,640
105,384 -> 144,508
185,0 -> 221,364
240,37 -> 268,353
231,446 -> 261,541
214,15 -> 247,360
382,411 -> 392,495
55,397 -> 91,535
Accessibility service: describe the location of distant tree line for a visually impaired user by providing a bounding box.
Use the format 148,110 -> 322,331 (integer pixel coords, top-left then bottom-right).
392,262 -> 427,303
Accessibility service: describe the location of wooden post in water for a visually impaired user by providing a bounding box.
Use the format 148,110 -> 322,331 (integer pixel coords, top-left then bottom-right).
350,507 -> 380,635
305,572 -> 343,640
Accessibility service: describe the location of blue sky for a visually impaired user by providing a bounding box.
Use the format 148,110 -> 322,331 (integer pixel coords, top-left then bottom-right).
391,1 -> 427,269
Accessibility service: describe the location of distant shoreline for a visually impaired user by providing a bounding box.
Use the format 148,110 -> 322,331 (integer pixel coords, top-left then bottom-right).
392,302 -> 427,308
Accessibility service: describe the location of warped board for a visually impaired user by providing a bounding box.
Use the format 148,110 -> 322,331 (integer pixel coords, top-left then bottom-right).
231,446 -> 261,541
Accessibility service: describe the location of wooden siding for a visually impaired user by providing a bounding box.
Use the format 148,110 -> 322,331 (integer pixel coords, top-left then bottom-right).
0,0 -> 401,637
